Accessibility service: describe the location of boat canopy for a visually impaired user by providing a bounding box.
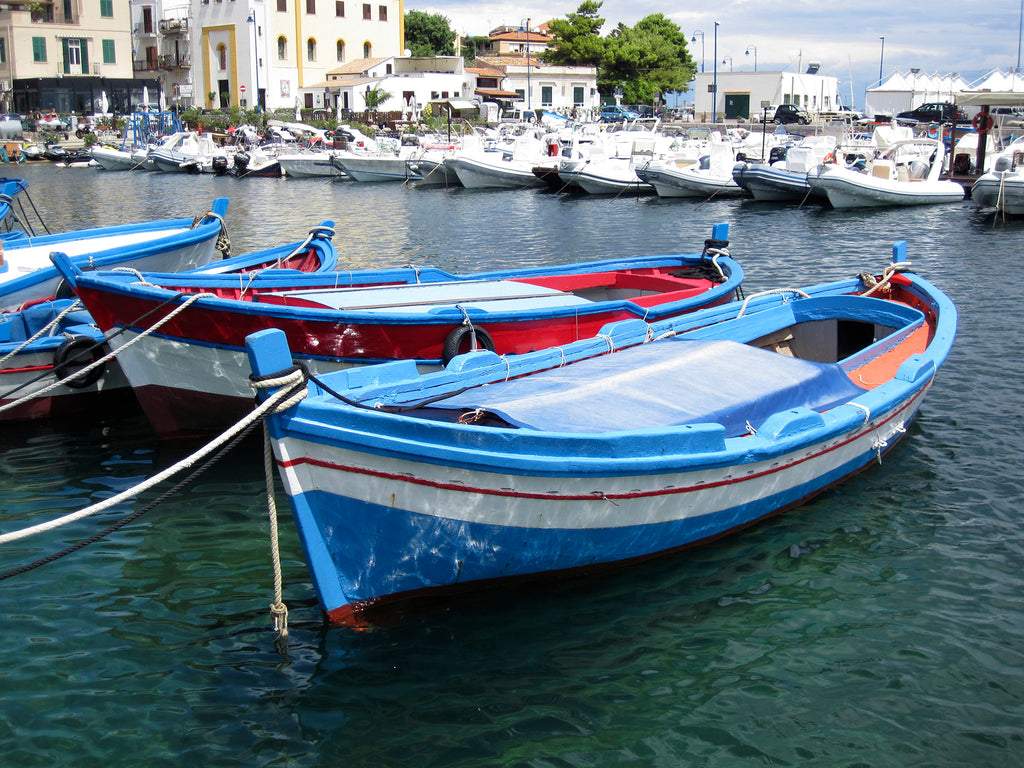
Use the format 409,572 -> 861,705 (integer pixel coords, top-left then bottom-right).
420,339 -> 867,436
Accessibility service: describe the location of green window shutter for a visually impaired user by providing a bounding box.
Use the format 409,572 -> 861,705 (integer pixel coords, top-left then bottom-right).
32,37 -> 46,62
80,38 -> 88,73
102,39 -> 115,64
62,38 -> 70,74
100,0 -> 113,17
0,38 -> 6,64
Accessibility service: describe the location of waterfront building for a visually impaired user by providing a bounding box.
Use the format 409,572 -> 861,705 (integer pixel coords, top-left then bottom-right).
131,0 -> 192,110
692,67 -> 840,122
191,0 -> 403,113
1,0 -> 158,114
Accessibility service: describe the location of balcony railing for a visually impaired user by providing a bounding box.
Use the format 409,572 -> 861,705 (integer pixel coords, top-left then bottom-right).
133,59 -> 161,72
159,53 -> 191,69
158,18 -> 189,34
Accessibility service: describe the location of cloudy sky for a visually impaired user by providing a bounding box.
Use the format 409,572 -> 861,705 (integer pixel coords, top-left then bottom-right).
411,0 -> 1024,107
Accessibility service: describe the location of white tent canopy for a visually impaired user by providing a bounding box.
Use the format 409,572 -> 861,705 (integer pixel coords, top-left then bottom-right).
865,69 -> 971,119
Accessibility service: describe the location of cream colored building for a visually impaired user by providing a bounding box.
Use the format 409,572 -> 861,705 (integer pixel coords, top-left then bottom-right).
1,0 -> 139,113
192,0 -> 403,112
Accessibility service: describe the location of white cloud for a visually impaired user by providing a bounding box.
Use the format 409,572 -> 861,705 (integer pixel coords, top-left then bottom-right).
411,0 -> 1024,106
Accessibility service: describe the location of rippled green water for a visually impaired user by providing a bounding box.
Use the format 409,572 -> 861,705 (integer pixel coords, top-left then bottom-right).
2,163 -> 1023,767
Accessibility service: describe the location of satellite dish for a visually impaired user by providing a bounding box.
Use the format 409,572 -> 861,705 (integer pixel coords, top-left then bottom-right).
404,48 -> 412,56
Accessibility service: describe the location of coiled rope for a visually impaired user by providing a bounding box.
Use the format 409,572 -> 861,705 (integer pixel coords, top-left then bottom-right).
194,210 -> 231,257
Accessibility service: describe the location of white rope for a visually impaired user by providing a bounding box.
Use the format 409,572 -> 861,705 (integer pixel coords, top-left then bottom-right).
0,299 -> 83,366
736,288 -> 812,318
262,427 -> 288,638
861,261 -> 911,297
0,291 -> 215,415
0,366 -> 307,545
707,247 -> 730,280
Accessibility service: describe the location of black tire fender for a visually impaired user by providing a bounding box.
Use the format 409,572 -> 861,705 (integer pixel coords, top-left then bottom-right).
441,325 -> 495,366
52,335 -> 105,389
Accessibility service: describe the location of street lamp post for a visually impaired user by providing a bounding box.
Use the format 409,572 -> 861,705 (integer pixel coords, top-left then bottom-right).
878,36 -> 885,85
521,18 -> 532,114
691,30 -> 705,74
712,22 -> 719,124
745,45 -> 757,71
247,10 -> 261,111
722,56 -> 733,72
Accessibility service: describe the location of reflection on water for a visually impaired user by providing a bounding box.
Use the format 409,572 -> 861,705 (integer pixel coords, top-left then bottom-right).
3,162 -> 1024,768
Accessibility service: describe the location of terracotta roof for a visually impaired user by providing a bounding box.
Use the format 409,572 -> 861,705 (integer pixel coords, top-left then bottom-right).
478,55 -> 535,68
326,57 -> 391,76
467,66 -> 505,77
475,87 -> 520,98
489,31 -> 550,43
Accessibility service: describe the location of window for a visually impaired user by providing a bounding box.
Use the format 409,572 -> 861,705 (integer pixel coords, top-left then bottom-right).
307,38 -> 316,62
217,43 -> 227,71
336,39 -> 345,61
278,36 -> 287,59
378,5 -> 386,20
363,41 -> 371,57
102,39 -> 116,64
62,38 -> 88,74
100,0 -> 113,17
335,1 -> 344,16
362,3 -> 370,19
573,86 -> 584,105
0,38 -> 5,64
306,0 -> 315,12
541,85 -> 553,106
277,0 -> 286,11
32,36 -> 46,63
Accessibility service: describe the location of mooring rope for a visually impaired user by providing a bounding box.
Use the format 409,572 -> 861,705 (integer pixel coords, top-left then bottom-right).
0,299 -> 83,367
0,291 -> 215,415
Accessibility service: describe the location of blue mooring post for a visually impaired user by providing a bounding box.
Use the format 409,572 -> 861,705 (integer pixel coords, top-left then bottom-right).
892,240 -> 907,264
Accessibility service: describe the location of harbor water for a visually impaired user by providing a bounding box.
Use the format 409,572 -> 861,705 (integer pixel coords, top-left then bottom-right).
2,162 -> 1023,767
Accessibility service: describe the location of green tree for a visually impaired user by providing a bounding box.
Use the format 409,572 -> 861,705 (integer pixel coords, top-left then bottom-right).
460,35 -> 491,66
540,1 -> 606,67
599,14 -> 695,104
364,87 -> 392,111
404,10 -> 456,56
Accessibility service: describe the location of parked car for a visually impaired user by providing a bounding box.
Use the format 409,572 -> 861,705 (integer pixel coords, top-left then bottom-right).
772,104 -> 811,125
895,102 -> 968,125
601,105 -> 641,123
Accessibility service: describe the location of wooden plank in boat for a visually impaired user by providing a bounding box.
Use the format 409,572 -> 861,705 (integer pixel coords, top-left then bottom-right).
268,279 -> 593,311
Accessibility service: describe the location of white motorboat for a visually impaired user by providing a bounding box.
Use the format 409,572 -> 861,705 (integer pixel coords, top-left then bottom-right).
971,138 -> 1024,214
278,150 -> 345,177
446,132 -> 550,189
637,136 -> 746,198
90,144 -> 150,172
806,138 -> 964,208
732,135 -> 836,201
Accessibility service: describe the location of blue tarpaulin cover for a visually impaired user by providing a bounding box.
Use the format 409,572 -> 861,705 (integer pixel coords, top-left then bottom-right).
432,339 -> 867,436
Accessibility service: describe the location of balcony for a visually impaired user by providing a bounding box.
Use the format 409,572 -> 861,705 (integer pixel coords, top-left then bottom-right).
159,53 -> 191,69
158,18 -> 189,34
134,24 -> 158,37
133,59 -> 161,72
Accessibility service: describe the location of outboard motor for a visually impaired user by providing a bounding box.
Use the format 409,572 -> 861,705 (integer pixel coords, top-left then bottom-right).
233,151 -> 250,175
995,155 -> 1012,173
211,155 -> 229,175
768,145 -> 788,164
908,160 -> 929,180
698,154 -> 711,170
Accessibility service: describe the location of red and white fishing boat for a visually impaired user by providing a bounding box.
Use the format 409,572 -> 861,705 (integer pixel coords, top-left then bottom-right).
55,224 -> 741,436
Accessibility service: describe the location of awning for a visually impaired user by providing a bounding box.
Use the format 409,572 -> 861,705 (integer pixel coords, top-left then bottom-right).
957,91 -> 1024,107
475,88 -> 520,98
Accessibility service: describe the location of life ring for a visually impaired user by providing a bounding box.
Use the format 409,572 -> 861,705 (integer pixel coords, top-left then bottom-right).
441,324 -> 495,366
822,151 -> 836,164
973,112 -> 994,133
52,335 -> 105,389
926,124 -> 940,139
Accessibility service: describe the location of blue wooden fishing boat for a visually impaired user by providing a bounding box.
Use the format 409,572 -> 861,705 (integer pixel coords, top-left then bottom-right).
0,195 -> 229,311
246,245 -> 956,627
0,223 -> 337,422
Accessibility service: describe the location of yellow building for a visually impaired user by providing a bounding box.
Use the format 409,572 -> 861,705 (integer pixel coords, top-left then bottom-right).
0,0 -> 144,113
193,0 -> 403,112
